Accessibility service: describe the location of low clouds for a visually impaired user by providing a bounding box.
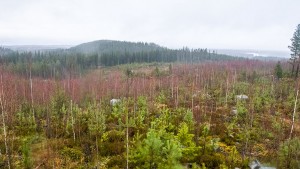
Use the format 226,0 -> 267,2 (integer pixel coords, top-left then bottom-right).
0,0 -> 299,51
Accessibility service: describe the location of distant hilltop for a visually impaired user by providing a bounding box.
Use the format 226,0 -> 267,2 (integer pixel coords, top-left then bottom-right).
69,40 -> 165,54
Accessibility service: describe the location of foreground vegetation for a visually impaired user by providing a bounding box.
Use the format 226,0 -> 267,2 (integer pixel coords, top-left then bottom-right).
2,24 -> 300,168
0,59 -> 299,168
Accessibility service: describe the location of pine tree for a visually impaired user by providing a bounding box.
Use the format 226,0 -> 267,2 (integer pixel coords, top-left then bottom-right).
289,24 -> 300,78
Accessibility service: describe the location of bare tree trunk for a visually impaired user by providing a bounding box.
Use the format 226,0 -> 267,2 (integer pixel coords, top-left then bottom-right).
171,75 -> 174,98
290,89 -> 299,139
96,135 -> 99,168
296,63 -> 300,79
176,86 -> 179,108
225,78 -> 229,107
71,100 -> 76,142
29,54 -> 35,124
192,82 -> 194,110
291,60 -> 295,77
0,75 -> 11,169
126,106 -> 129,169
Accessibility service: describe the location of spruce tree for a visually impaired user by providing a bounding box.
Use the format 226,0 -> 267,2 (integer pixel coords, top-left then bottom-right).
275,61 -> 283,79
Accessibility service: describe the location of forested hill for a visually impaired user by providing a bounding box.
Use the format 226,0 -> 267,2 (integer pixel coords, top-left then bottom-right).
0,40 -> 242,78
70,40 -> 164,54
69,40 -> 241,66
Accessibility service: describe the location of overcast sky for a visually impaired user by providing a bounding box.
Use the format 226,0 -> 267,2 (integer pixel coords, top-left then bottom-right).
0,0 -> 299,51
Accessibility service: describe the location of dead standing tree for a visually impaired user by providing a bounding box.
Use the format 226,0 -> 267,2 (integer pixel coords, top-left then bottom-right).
0,70 -> 11,169
27,52 -> 36,125
290,86 -> 299,139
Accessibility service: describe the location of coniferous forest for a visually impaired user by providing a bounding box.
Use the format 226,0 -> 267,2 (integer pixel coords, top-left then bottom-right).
0,40 -> 239,78
0,25 -> 300,169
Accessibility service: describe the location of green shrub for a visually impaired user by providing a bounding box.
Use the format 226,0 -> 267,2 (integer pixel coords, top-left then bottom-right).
278,137 -> 300,169
60,147 -> 84,161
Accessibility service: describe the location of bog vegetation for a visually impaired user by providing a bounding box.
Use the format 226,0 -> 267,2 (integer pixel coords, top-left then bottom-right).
0,25 -> 299,169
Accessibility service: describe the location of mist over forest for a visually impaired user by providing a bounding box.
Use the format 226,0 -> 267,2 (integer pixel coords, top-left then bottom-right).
0,40 -> 243,78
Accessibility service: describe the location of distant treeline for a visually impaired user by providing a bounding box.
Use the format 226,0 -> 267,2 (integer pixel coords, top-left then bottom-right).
0,48 -> 98,78
0,41 -> 241,78
100,48 -> 239,66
